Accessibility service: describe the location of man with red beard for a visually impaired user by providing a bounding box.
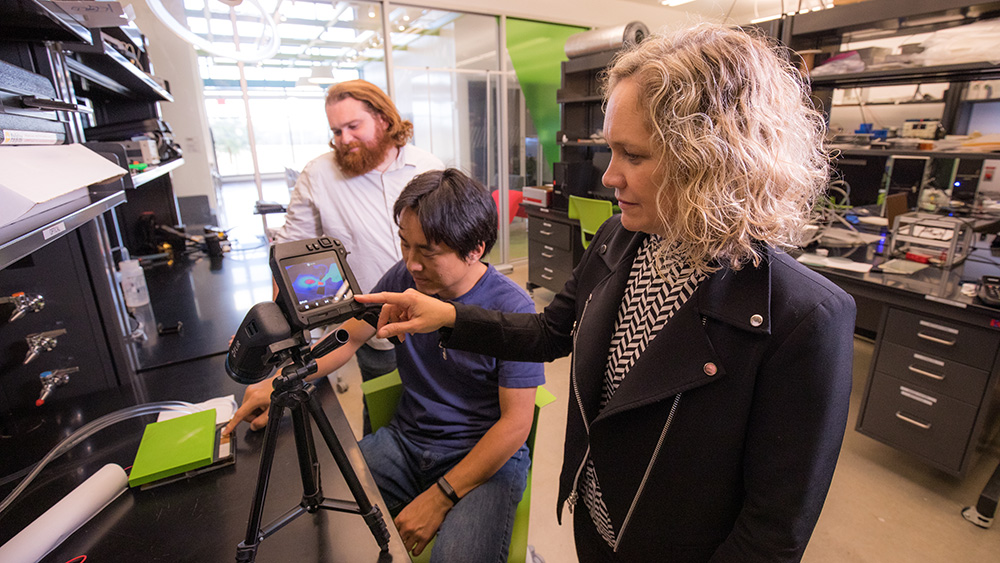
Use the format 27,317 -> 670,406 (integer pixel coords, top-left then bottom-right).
274,80 -> 443,408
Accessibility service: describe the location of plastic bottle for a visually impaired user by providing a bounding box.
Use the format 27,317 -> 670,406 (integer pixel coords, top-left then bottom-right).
119,259 -> 150,308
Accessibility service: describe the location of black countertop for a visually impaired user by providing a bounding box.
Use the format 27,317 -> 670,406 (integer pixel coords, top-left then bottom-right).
803,229 -> 1000,319
0,355 -> 407,562
132,247 -> 275,372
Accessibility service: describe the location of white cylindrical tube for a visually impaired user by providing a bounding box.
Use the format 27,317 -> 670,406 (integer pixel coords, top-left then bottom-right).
0,464 -> 128,563
564,22 -> 649,59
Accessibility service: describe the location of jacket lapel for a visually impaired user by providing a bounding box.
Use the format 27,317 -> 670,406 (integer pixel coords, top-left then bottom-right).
592,253 -> 774,424
570,230 -> 646,421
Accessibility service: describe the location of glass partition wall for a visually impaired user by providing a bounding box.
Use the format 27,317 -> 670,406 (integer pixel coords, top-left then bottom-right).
185,1 -> 543,264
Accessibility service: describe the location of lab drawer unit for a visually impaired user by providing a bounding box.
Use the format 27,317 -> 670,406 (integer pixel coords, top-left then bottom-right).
526,209 -> 583,294
857,306 -> 1000,476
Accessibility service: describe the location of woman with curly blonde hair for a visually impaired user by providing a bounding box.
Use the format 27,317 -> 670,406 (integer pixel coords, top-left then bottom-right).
360,22 -> 856,562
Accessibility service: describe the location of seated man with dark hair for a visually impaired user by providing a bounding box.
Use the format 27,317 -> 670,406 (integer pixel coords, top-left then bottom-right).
225,168 -> 544,561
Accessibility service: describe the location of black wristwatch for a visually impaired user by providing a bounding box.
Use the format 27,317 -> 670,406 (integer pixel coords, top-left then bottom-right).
436,476 -> 461,505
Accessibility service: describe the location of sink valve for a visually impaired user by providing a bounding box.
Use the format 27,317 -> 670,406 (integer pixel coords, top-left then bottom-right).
36,367 -> 79,406
1,292 -> 45,322
24,328 -> 67,364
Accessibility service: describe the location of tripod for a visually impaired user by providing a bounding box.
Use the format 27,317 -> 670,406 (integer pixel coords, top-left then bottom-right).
235,331 -> 391,562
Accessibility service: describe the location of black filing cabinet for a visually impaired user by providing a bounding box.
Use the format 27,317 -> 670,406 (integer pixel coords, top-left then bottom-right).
526,207 -> 584,294
858,307 -> 1000,475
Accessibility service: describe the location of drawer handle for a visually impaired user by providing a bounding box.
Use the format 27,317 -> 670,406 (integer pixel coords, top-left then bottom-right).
540,230 -> 553,236
907,365 -> 945,381
541,252 -> 554,258
543,222 -> 553,227
541,274 -> 553,280
544,267 -> 554,273
895,411 -> 932,430
916,332 -> 956,346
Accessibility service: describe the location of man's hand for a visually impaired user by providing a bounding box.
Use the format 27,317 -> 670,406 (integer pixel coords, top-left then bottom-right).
393,484 -> 453,556
222,377 -> 276,435
355,289 -> 456,342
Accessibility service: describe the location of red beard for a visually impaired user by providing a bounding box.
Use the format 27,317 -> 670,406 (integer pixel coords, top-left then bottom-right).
334,130 -> 395,177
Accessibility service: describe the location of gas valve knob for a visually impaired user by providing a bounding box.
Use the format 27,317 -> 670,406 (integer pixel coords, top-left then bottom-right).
36,367 -> 79,406
24,328 -> 66,365
1,292 -> 45,322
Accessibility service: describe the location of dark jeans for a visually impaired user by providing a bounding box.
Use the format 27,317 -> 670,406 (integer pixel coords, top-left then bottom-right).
360,426 -> 529,563
356,343 -> 396,435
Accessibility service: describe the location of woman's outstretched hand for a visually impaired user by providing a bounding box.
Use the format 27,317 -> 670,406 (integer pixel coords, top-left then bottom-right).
355,289 -> 456,342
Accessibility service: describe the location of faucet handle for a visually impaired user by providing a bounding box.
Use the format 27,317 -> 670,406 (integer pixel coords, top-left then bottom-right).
36,366 -> 79,406
24,328 -> 67,364
3,292 -> 45,322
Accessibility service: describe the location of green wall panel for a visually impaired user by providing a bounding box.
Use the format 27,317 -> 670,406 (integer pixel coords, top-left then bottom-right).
506,19 -> 587,178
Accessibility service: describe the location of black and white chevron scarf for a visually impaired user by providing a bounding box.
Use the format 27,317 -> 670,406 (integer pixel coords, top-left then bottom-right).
581,235 -> 706,547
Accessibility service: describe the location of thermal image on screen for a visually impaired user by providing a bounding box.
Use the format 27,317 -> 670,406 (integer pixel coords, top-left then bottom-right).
285,260 -> 348,303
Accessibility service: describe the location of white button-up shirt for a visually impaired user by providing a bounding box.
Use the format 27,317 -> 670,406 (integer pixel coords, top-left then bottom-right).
274,144 -> 444,294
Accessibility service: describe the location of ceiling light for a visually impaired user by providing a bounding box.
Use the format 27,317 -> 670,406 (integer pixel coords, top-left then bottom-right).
397,25 -> 405,31
306,65 -> 337,85
661,0 -> 696,6
403,14 -> 410,21
368,10 -> 375,18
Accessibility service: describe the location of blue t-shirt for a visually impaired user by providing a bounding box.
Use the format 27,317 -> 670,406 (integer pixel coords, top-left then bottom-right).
371,262 -> 545,452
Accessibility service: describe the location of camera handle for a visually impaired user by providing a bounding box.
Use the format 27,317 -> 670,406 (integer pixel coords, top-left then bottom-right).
235,332 -> 391,563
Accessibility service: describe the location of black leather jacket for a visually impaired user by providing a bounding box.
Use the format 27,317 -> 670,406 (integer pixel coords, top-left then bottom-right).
445,216 -> 856,562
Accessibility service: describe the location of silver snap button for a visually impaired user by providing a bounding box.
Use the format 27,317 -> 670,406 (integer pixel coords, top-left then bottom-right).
750,314 -> 763,327
703,362 -> 717,376
599,244 -> 607,254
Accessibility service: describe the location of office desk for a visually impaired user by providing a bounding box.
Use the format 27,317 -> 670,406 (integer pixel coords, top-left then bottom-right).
0,355 -> 407,562
804,240 -> 1000,477
132,248 -> 273,371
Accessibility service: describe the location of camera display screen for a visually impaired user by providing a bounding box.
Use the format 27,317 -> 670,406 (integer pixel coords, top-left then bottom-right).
283,255 -> 353,306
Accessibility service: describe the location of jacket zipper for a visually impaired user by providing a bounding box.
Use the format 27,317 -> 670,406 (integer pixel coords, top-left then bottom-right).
565,293 -> 595,514
612,317 -> 704,548
613,392 -> 682,552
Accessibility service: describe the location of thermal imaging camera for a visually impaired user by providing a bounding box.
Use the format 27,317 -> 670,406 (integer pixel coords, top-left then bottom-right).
269,237 -> 366,331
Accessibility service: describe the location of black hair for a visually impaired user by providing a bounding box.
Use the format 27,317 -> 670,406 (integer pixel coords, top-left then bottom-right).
393,168 -> 498,261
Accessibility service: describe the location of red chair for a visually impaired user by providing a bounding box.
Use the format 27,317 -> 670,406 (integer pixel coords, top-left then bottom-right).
492,190 -> 527,224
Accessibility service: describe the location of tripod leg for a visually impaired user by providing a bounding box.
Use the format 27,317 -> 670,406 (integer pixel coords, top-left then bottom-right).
236,400 -> 287,563
303,390 -> 392,551
289,397 -> 323,508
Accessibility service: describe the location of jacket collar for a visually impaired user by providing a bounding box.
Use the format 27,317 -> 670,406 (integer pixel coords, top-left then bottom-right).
595,229 -> 774,336
580,229 -> 776,423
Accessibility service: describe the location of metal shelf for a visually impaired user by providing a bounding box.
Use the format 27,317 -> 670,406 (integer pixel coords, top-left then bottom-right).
0,190 -> 126,270
835,148 -> 999,160
66,42 -> 172,102
789,0 -> 999,39
811,62 -> 1000,89
0,0 -> 93,43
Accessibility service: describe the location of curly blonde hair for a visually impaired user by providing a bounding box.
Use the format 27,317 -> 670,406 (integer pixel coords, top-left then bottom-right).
604,23 -> 829,271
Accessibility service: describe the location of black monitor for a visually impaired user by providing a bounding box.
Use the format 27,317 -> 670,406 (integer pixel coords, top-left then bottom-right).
589,152 -> 616,203
886,156 -> 929,209
832,154 -> 887,208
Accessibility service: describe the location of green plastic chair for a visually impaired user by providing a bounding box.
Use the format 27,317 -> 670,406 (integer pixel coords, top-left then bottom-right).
360,370 -> 556,563
567,195 -> 614,249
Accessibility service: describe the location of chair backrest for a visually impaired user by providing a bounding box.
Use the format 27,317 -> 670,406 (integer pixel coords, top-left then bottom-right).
567,195 -> 614,249
492,190 -> 525,225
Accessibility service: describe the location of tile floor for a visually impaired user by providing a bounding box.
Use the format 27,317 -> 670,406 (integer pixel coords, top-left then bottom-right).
332,262 -> 1000,562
